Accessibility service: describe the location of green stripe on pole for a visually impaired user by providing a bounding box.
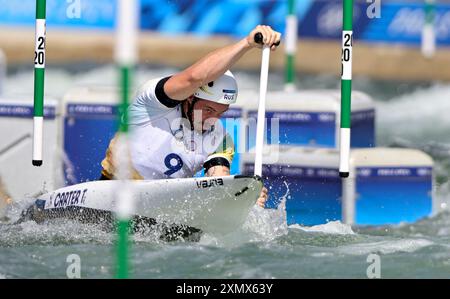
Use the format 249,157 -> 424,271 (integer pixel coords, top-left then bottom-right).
36,0 -> 46,19
288,0 -> 295,14
285,0 -> 296,89
341,0 -> 353,129
116,220 -> 130,279
119,66 -> 131,133
285,55 -> 295,85
116,66 -> 131,279
425,0 -> 435,24
33,68 -> 45,117
343,0 -> 353,30
340,80 -> 352,128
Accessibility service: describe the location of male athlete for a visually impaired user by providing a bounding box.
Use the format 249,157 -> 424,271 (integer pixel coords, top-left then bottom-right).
100,25 -> 281,208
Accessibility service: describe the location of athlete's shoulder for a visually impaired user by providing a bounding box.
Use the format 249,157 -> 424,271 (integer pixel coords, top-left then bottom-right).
136,76 -> 181,109
136,77 -> 162,98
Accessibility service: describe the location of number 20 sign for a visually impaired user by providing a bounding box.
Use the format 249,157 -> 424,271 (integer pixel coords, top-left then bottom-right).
35,20 -> 46,68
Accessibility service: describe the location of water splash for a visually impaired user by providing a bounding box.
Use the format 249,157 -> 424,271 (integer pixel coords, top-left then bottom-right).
241,181 -> 289,241
377,84 -> 450,145
198,182 -> 290,247
54,147 -> 77,186
290,221 -> 356,236
337,238 -> 434,256
0,219 -> 115,247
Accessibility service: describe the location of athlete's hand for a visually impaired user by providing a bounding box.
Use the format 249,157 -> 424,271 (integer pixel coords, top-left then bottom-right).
256,187 -> 269,208
247,25 -> 281,51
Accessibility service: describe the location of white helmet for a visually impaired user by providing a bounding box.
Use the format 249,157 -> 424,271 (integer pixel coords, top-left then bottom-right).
194,70 -> 238,105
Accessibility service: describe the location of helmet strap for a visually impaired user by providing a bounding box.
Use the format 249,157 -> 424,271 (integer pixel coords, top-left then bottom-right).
183,97 -> 199,131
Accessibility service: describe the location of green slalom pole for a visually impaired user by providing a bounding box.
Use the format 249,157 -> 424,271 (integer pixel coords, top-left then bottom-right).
114,0 -> 138,279
284,0 -> 297,92
339,0 -> 353,178
32,0 -> 46,167
422,0 -> 436,58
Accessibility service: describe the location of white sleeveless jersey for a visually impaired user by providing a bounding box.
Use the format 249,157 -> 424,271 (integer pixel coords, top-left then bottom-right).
101,77 -> 234,180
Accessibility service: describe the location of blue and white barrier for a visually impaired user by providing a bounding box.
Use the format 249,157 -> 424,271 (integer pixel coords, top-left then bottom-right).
62,86 -> 119,184
241,146 -> 433,226
346,148 -> 433,225
241,90 -> 375,150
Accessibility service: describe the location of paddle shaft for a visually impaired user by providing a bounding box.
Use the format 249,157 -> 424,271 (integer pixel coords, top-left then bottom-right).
254,33 -> 274,177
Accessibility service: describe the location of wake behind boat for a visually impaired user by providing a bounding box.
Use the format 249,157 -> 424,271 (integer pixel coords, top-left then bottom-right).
18,175 -> 263,241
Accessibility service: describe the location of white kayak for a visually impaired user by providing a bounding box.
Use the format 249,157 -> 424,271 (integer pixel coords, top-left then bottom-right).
22,175 -> 263,239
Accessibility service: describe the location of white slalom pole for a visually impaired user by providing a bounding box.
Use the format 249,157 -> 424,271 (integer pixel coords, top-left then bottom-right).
254,33 -> 279,177
254,47 -> 270,176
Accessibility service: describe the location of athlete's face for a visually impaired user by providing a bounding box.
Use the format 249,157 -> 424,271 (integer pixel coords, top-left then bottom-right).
187,97 -> 229,132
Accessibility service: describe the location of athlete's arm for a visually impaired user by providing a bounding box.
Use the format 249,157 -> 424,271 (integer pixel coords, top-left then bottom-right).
163,25 -> 281,101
